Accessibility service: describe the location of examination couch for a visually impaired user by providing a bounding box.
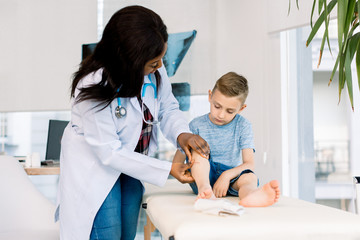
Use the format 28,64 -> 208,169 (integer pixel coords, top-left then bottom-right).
142,179 -> 360,240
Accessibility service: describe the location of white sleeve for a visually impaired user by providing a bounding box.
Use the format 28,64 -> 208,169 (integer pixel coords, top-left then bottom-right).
157,66 -> 191,146
75,98 -> 171,187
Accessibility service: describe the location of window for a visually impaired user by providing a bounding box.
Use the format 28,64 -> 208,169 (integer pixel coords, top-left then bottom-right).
281,20 -> 360,212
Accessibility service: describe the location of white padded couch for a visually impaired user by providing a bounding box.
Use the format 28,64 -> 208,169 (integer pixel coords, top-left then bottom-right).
0,155 -> 59,240
143,179 -> 360,240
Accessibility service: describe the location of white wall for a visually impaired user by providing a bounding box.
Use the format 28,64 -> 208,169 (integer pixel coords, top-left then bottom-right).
103,0 -> 217,95
0,0 -> 98,112
99,0 -> 318,191
267,0 -> 321,33
1,0 -> 320,195
213,1 -> 283,186
208,0 -> 312,188
101,0 -> 283,185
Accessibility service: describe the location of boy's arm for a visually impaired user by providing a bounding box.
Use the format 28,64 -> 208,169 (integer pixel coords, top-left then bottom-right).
170,150 -> 195,183
213,148 -> 254,197
222,148 -> 255,179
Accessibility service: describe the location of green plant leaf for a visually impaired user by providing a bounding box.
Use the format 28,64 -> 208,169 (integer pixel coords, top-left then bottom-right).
352,1 -> 358,22
288,0 -> 300,15
329,22 -> 359,85
336,0 -> 352,105
311,0 -> 317,28
337,0 -> 348,49
343,0 -> 356,41
347,26 -> 360,59
318,24 -> 328,67
344,50 -> 354,110
319,0 -> 324,14
335,19 -> 357,106
288,0 -> 291,16
349,35 -> 360,59
323,0 -> 333,56
356,42 -> 360,94
329,53 -> 340,86
340,22 -> 359,60
338,51 -> 346,102
307,0 -> 337,46
317,0 -> 330,66
295,0 -> 360,110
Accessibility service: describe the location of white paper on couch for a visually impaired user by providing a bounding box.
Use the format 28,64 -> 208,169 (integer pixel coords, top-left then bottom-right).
194,198 -> 244,216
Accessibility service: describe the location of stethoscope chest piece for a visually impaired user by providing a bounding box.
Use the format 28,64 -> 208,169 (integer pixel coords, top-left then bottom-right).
115,105 -> 127,118
114,74 -> 156,121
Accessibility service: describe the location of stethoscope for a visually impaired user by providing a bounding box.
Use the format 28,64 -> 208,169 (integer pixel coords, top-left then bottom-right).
115,74 -> 159,125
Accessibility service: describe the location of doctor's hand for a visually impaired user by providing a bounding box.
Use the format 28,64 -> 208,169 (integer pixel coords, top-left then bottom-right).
170,162 -> 194,183
177,133 -> 210,164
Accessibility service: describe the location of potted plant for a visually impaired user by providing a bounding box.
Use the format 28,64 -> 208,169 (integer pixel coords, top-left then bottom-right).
294,0 -> 360,110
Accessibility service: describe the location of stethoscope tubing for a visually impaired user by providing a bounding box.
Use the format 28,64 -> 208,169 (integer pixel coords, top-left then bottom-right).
115,74 -> 158,124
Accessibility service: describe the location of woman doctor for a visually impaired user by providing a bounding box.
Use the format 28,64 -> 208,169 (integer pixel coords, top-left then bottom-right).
55,5 -> 209,240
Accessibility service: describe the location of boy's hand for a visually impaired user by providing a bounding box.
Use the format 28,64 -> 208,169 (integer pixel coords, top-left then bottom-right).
170,162 -> 195,183
213,172 -> 231,197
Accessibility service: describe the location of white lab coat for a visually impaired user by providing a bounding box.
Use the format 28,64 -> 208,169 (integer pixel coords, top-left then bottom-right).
55,66 -> 190,239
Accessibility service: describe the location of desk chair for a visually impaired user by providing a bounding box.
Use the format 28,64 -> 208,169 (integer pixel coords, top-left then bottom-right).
0,155 -> 59,240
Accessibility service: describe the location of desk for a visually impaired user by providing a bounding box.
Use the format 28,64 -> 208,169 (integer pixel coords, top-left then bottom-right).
143,179 -> 360,240
16,157 -> 60,175
315,181 -> 356,211
24,165 -> 60,175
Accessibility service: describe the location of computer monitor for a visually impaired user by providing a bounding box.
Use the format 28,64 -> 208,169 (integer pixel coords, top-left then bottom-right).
82,43 -> 97,60
45,120 -> 69,161
81,30 -> 197,77
81,31 -> 195,111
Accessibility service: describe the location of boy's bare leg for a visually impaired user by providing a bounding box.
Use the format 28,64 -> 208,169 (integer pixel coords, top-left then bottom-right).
232,173 -> 280,207
191,151 -> 216,200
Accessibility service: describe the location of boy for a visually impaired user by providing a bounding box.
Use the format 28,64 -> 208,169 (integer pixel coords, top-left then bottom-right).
173,72 -> 280,207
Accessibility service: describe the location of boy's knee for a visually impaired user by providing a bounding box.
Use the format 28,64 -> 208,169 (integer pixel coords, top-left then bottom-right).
191,151 -> 209,164
236,171 -> 257,186
191,151 -> 210,165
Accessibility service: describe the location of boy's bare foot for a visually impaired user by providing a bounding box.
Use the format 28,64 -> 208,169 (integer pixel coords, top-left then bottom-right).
197,186 -> 216,200
238,180 -> 280,207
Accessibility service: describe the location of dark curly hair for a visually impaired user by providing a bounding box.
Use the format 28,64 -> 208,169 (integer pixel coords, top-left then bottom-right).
71,5 -> 168,108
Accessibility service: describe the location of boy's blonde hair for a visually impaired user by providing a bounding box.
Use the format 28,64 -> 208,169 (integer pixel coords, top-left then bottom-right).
212,72 -> 249,104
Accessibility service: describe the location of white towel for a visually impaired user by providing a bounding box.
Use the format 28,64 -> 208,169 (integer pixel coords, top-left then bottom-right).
194,199 -> 244,216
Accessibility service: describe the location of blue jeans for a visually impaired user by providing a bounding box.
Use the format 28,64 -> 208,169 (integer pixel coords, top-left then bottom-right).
90,174 -> 144,240
189,158 -> 258,196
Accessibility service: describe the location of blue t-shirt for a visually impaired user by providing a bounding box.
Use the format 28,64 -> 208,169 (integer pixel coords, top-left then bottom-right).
189,113 -> 255,168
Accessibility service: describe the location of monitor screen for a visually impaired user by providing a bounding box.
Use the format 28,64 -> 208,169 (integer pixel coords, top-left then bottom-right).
45,120 -> 69,160
82,43 -> 97,60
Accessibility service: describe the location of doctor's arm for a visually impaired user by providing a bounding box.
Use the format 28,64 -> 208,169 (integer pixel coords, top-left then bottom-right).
77,99 -> 171,187
156,67 -> 210,161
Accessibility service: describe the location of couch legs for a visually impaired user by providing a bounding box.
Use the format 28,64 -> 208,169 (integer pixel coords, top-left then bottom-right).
144,214 -> 156,240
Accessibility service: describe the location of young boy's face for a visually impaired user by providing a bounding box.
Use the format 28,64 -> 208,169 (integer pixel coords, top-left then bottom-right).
208,89 -> 246,126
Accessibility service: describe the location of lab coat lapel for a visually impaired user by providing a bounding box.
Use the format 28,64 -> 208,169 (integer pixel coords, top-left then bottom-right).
130,97 -> 141,114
